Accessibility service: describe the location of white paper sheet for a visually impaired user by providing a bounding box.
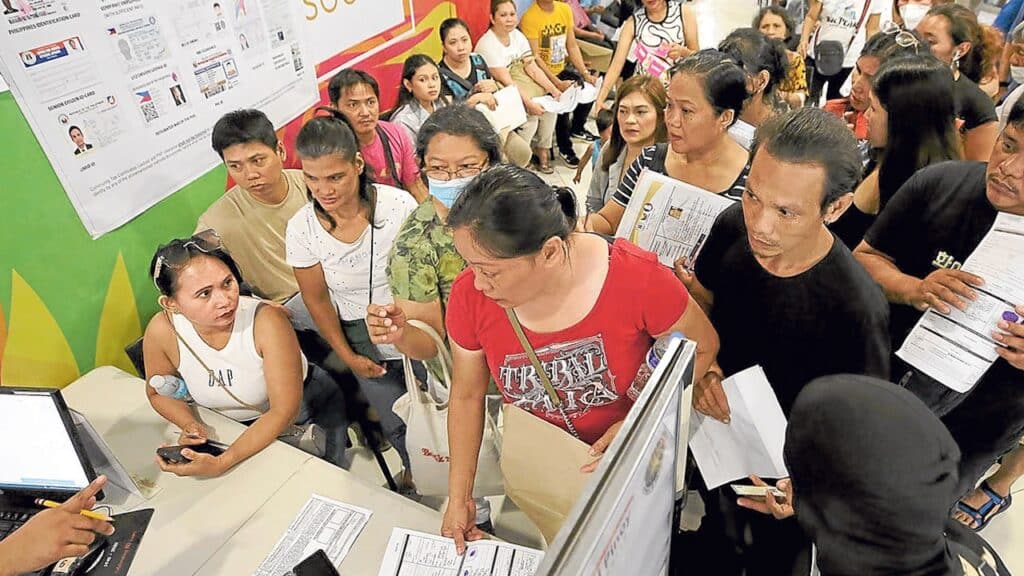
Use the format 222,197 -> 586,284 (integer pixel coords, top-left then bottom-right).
253,494 -> 371,576
378,529 -> 544,576
476,85 -> 527,133
532,84 -> 579,114
576,80 -> 599,105
615,169 -> 735,268
896,212 -> 1024,392
688,366 -> 789,490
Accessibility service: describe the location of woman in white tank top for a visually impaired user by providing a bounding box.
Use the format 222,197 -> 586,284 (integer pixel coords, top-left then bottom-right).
593,0 -> 699,114
143,231 -> 349,476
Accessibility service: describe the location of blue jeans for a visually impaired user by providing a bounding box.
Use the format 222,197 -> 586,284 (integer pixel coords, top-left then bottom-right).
296,364 -> 350,469
354,359 -> 425,472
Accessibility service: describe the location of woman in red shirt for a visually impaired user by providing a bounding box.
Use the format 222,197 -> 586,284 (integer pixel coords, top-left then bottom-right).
440,164 -> 719,550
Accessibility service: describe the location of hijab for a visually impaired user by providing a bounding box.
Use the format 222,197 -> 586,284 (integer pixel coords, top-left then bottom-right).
785,374 -> 961,576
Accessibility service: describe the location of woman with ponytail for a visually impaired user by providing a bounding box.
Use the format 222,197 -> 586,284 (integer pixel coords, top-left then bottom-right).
286,108 -> 419,491
439,164 -> 719,550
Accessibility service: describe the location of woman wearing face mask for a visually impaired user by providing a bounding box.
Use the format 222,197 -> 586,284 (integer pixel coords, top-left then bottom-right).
754,5 -> 808,108
893,0 -> 949,31
390,54 -> 452,145
740,375 -> 1010,576
287,110 -> 419,491
917,4 -> 1000,161
143,232 -> 350,477
368,106 -> 501,383
718,28 -> 790,151
589,50 -> 751,236
832,54 -> 960,249
586,74 -> 667,213
439,164 -> 719,551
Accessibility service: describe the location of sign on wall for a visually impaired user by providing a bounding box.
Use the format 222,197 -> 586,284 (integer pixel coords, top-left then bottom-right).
0,0 -> 318,238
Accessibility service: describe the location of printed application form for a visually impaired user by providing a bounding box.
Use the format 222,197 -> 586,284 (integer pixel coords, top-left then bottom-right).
688,366 -> 789,490
615,170 -> 734,268
253,494 -> 370,576
897,213 -> 1024,392
378,529 -> 543,576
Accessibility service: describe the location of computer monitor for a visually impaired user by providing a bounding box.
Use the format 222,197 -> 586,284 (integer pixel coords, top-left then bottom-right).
0,387 -> 100,501
534,339 -> 696,576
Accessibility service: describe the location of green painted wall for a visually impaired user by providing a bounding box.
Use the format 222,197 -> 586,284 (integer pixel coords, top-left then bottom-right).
0,89 -> 225,375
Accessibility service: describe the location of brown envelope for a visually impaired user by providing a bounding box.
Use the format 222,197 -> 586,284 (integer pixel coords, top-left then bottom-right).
499,404 -> 595,544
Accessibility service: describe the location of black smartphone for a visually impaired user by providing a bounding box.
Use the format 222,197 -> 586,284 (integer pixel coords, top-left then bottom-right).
156,442 -> 226,464
293,549 -> 340,576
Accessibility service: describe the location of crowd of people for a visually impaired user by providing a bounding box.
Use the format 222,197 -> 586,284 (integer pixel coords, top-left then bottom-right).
6,1 -> 1024,575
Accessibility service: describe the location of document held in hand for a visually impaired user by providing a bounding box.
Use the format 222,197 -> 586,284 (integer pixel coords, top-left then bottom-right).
378,528 -> 544,576
688,366 -> 789,490
475,85 -> 528,133
614,169 -> 734,268
896,212 -> 1024,392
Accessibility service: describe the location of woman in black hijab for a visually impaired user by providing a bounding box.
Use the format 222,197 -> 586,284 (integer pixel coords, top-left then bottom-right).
740,375 -> 1010,576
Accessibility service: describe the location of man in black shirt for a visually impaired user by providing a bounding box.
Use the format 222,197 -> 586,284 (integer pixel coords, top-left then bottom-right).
855,98 -> 1024,527
680,108 -> 891,575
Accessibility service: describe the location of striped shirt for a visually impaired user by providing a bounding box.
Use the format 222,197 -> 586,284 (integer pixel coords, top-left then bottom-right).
612,144 -> 751,207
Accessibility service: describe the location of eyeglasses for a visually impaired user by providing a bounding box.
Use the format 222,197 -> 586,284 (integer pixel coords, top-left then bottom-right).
152,229 -> 224,287
881,21 -> 921,51
423,163 -> 487,182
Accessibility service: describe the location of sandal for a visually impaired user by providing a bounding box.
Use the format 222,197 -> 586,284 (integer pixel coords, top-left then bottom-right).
532,162 -> 554,175
955,480 -> 1013,531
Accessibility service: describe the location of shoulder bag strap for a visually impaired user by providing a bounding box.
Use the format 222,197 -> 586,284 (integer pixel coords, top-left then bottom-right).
847,1 -> 873,51
504,308 -> 581,440
164,310 -> 263,413
375,125 -> 402,189
440,62 -> 476,94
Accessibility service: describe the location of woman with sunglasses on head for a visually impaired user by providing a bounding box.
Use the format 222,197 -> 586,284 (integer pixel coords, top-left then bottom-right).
286,109 -> 419,491
832,54 -> 961,250
586,74 -> 667,214
589,50 -> 751,236
718,28 -> 790,151
917,4 -> 1000,161
143,231 -> 350,477
439,164 -> 719,551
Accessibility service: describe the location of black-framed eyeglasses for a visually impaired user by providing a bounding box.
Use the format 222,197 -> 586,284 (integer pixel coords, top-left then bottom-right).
881,21 -> 921,51
423,163 -> 487,182
152,229 -> 224,286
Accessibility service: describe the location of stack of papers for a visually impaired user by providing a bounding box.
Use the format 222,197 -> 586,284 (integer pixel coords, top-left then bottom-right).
378,529 -> 544,576
531,81 -> 598,114
688,366 -> 789,489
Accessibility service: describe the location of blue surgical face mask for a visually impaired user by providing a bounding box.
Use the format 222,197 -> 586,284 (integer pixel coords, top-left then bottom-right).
428,175 -> 475,208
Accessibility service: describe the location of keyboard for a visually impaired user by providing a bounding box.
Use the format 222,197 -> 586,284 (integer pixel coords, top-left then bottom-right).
0,509 -> 33,540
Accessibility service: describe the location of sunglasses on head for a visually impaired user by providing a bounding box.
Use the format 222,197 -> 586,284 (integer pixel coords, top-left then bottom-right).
152,229 -> 224,287
881,21 -> 921,51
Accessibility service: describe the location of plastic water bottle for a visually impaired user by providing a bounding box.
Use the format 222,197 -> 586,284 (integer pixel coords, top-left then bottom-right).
628,332 -> 684,401
149,374 -> 193,402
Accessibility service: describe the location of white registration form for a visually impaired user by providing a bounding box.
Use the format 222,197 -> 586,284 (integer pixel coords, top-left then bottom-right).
377,529 -> 543,576
897,212 -> 1024,392
615,170 -> 734,269
688,366 -> 789,490
253,494 -> 371,576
